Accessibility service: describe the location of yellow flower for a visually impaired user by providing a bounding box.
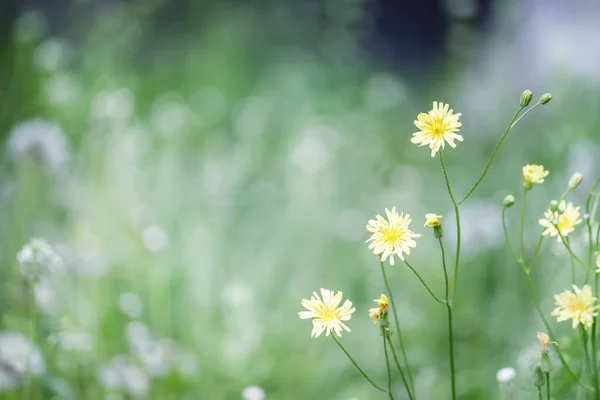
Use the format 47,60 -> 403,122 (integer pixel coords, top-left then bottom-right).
596,254 -> 600,273
538,201 -> 582,241
411,102 -> 463,157
368,294 -> 389,323
366,207 -> 420,265
551,285 -> 598,329
298,289 -> 356,338
537,332 -> 550,353
424,213 -> 442,228
522,164 -> 549,184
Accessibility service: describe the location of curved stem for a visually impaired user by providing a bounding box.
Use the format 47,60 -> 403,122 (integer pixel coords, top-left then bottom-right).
529,235 -> 544,270
556,230 -> 592,273
403,259 -> 444,304
386,335 -> 415,400
380,261 -> 415,395
519,188 -> 528,262
438,238 -> 456,400
439,151 -> 461,300
331,335 -> 388,393
458,105 -> 527,205
382,328 -> 396,400
502,208 -> 590,389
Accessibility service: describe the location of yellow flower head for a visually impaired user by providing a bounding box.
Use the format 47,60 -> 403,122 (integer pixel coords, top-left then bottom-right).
596,254 -> 600,273
537,332 -> 550,353
538,201 -> 582,241
522,164 -> 549,184
298,289 -> 355,338
368,294 -> 389,323
551,285 -> 598,329
411,102 -> 463,157
366,207 -> 420,265
424,213 -> 442,228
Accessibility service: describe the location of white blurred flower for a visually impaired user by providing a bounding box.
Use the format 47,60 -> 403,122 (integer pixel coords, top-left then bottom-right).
119,293 -> 143,319
56,331 -> 93,353
125,321 -> 153,352
17,238 -> 63,280
242,385 -> 266,400
98,356 -> 149,397
8,119 -> 69,170
34,279 -> 59,314
0,332 -> 45,391
496,367 -> 516,383
151,96 -> 187,135
291,136 -> 331,174
44,73 -> 81,105
33,38 -> 71,72
141,225 -> 168,253
91,89 -> 134,120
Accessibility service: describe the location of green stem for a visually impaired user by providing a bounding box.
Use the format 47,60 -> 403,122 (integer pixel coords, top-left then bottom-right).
458,105 -> 526,205
538,387 -> 543,400
557,231 -> 593,274
402,260 -> 443,304
588,179 -> 600,400
529,235 -> 544,270
519,188 -> 528,262
502,208 -> 591,390
23,286 -> 37,399
382,328 -> 396,400
546,373 -> 551,400
386,335 -> 415,400
580,327 -> 593,384
380,261 -> 416,395
331,335 -> 388,393
439,151 -> 461,300
438,238 -> 456,400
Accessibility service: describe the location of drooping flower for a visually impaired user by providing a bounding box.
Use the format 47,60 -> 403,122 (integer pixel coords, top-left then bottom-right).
551,285 -> 598,329
298,289 -> 355,338
522,164 -> 549,185
368,294 -> 389,323
366,207 -> 420,265
411,102 -> 463,157
424,213 -> 442,228
538,201 -> 582,241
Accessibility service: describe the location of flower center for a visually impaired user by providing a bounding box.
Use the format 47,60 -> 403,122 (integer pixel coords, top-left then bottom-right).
557,215 -> 572,232
568,299 -> 587,314
382,227 -> 401,244
317,306 -> 336,322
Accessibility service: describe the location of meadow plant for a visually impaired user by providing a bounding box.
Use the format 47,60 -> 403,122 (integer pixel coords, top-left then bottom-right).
299,91 -> 600,399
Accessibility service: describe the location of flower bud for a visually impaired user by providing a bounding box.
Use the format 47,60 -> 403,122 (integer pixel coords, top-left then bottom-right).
549,200 -> 559,213
568,172 -> 583,190
503,195 -> 515,208
541,352 -> 553,373
540,93 -> 552,105
523,180 -> 533,191
534,364 -> 545,388
520,90 -> 533,107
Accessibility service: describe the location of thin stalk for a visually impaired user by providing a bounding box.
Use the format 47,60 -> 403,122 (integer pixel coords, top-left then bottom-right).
23,286 -> 37,400
520,188 -> 529,262
380,261 -> 416,395
568,238 -> 576,285
538,387 -> 543,400
403,260 -> 443,304
458,105 -> 527,205
557,232 -> 593,274
546,373 -> 551,400
529,235 -> 544,270
439,151 -> 461,300
589,179 -> 600,400
331,335 -> 388,393
438,237 -> 456,400
386,335 -> 415,400
502,208 -> 591,389
382,328 -> 396,400
580,327 -> 593,385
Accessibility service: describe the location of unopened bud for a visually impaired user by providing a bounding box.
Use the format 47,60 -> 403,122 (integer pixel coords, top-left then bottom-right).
534,364 -> 545,388
523,181 -> 533,191
549,200 -> 559,213
540,93 -> 552,105
568,172 -> 583,190
520,90 -> 533,107
503,195 -> 515,208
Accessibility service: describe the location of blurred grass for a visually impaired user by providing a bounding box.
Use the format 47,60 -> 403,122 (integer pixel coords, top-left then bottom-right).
0,1 -> 599,399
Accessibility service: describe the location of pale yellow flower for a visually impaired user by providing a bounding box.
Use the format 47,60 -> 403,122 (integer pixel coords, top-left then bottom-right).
522,164 -> 549,184
366,207 -> 420,265
368,294 -> 389,323
411,102 -> 463,157
551,285 -> 598,329
537,332 -> 550,353
538,201 -> 582,241
424,213 -> 442,228
596,254 -> 600,273
298,289 -> 356,338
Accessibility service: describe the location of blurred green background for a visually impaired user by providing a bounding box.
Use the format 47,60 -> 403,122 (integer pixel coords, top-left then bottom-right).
1,0 -> 599,399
